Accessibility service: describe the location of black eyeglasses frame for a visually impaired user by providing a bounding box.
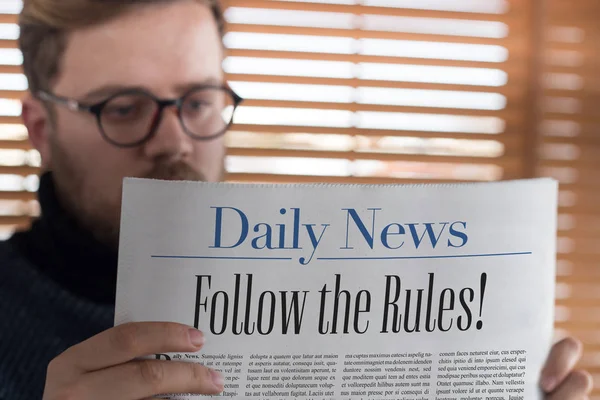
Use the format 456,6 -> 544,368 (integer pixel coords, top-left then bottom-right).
36,84 -> 244,148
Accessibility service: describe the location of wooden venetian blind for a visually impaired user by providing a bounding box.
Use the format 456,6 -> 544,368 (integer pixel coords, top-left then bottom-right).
540,0 -> 600,392
0,0 -> 37,241
220,0 -> 530,186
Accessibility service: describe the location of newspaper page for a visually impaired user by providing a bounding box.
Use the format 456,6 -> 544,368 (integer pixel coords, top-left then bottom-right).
115,178 -> 558,400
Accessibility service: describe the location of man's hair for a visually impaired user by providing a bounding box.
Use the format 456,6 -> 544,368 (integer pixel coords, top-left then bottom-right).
18,0 -> 225,95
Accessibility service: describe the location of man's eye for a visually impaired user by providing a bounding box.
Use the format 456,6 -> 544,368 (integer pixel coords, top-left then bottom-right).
106,105 -> 136,118
185,100 -> 210,113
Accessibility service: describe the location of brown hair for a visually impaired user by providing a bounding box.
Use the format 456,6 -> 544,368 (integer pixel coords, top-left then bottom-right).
18,0 -> 225,95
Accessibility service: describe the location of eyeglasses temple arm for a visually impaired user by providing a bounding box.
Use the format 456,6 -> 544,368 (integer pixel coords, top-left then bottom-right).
37,91 -> 92,112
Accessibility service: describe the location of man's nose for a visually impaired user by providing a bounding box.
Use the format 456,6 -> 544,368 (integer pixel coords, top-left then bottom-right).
142,106 -> 193,161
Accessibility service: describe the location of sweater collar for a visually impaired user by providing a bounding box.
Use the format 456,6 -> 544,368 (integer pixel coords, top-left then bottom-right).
10,171 -> 118,305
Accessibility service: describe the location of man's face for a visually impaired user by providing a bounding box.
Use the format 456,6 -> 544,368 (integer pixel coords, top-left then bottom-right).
36,1 -> 226,247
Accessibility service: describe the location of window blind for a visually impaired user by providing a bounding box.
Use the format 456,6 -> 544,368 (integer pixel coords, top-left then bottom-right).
221,0 -> 529,187
0,1 -> 35,241
540,0 -> 600,390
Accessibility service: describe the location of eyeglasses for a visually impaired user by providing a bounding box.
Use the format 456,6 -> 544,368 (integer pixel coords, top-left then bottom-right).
37,85 -> 244,148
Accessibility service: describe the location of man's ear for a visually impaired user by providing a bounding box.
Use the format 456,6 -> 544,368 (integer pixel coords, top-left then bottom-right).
21,93 -> 52,169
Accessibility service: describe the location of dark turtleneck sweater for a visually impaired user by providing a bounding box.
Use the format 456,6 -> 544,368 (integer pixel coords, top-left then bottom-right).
0,172 -> 116,399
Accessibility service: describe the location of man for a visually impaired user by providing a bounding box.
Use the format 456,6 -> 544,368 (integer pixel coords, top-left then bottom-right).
0,0 -> 592,399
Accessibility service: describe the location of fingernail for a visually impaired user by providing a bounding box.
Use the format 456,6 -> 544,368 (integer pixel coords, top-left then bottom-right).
211,369 -> 224,389
188,329 -> 204,347
542,377 -> 556,392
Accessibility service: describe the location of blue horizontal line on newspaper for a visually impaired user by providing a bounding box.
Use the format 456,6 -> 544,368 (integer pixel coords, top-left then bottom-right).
317,252 -> 533,261
151,255 -> 293,261
150,252 -> 532,261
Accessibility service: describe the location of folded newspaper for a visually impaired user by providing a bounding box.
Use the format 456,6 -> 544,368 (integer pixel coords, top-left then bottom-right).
115,178 -> 558,400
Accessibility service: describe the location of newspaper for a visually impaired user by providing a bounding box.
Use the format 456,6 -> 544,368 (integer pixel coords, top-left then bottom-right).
115,178 -> 558,400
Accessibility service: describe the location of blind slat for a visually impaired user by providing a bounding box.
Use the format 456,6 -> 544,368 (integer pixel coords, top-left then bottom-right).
543,159 -> 600,169
226,173 -> 483,185
544,89 -> 600,102
223,0 -> 522,23
0,39 -> 18,49
559,276 -> 600,284
0,66 -> 22,74
0,191 -> 36,201
0,90 -> 25,100
225,74 -> 524,98
226,24 -> 527,49
544,112 -> 600,123
546,44 -> 597,57
0,140 -> 30,150
227,146 -> 516,166
543,138 -> 600,147
226,49 -> 524,71
0,166 -> 38,175
230,124 -> 520,145
556,299 -> 600,308
0,216 -> 30,226
0,14 -> 17,24
0,116 -> 24,124
240,99 -> 521,119
558,232 -> 600,241
545,66 -> 600,76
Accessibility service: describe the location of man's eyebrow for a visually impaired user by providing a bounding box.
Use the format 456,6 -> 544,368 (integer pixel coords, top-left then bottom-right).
175,77 -> 223,92
80,78 -> 225,102
81,84 -> 136,102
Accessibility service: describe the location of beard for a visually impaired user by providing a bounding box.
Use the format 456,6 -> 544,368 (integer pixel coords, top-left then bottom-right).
49,138 -> 222,251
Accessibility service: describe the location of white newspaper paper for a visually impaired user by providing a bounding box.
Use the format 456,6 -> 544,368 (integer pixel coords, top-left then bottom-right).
115,178 -> 558,400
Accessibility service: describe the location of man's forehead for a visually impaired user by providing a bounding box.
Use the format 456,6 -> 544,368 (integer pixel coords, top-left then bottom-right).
55,1 -> 223,97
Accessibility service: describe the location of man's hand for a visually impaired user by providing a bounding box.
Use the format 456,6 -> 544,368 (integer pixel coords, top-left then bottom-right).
43,322 -> 224,400
541,337 -> 593,399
